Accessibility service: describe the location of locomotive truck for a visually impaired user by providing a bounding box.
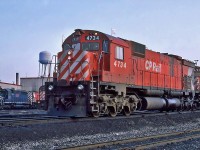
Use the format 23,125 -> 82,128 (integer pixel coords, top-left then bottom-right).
44,29 -> 200,117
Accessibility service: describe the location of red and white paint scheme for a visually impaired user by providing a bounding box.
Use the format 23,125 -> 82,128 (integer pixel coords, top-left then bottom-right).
45,29 -> 200,117
57,43 -> 92,82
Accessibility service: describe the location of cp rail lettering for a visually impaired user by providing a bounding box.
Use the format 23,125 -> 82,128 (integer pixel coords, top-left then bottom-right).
145,60 -> 161,73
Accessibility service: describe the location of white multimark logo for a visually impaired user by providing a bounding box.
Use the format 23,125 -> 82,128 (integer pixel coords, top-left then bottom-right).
145,60 -> 161,73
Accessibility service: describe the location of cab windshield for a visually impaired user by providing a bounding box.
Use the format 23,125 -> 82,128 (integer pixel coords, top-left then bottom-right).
63,43 -> 81,51
82,42 -> 99,51
63,43 -> 71,51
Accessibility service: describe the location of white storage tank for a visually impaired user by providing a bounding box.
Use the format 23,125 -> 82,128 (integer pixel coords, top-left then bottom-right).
39,51 -> 51,64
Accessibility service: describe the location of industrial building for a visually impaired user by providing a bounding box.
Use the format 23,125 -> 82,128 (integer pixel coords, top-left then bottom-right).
0,82 -> 21,90
0,73 -> 52,92
0,73 -> 21,90
20,77 -> 53,92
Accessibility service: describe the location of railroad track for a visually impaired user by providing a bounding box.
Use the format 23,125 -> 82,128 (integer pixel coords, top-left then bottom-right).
0,110 -> 199,127
0,116 -> 72,126
63,128 -> 200,150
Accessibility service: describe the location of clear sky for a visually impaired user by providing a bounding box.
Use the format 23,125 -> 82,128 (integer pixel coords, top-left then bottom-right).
0,0 -> 200,83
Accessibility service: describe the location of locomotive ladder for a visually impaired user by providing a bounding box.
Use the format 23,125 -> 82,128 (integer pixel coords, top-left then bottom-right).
90,76 -> 100,114
90,76 -> 98,103
90,51 -> 103,115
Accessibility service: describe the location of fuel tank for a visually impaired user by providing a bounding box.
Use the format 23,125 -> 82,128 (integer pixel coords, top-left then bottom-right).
141,97 -> 166,110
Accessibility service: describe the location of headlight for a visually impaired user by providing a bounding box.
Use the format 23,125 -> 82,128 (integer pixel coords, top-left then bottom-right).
48,85 -> 54,91
68,50 -> 72,55
68,56 -> 71,60
77,84 -> 84,90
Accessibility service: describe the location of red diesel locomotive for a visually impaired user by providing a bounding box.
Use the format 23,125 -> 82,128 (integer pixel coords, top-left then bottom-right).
45,29 -> 200,117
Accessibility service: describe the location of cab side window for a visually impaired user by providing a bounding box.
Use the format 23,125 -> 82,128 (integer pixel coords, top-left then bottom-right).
115,46 -> 124,60
103,40 -> 109,53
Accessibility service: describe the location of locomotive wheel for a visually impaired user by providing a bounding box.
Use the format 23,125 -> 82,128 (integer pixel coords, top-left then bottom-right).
108,106 -> 117,117
180,103 -> 185,111
123,106 -> 131,116
187,104 -> 192,111
91,104 -> 100,117
192,103 -> 197,111
136,100 -> 142,110
196,103 -> 200,109
184,102 -> 192,111
92,111 -> 100,117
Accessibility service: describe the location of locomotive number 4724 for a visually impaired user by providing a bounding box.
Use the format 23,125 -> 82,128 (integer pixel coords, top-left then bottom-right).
114,60 -> 127,68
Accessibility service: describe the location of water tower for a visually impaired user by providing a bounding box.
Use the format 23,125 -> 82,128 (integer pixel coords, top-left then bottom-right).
39,51 -> 52,78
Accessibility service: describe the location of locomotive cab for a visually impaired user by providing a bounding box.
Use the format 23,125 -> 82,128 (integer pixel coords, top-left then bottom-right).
58,29 -> 112,81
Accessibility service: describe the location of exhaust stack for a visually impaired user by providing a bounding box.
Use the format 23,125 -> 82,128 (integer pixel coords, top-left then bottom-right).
16,73 -> 19,85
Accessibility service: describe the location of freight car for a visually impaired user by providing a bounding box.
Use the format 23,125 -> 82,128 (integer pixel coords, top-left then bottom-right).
44,29 -> 200,117
0,88 -> 37,109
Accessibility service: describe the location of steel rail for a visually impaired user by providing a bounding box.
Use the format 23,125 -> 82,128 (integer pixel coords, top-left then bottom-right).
63,128 -> 200,150
0,110 -> 199,127
0,116 -> 72,126
134,131 -> 200,150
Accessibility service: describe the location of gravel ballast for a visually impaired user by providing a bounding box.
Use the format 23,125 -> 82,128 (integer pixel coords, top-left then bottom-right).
1,111 -> 200,150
